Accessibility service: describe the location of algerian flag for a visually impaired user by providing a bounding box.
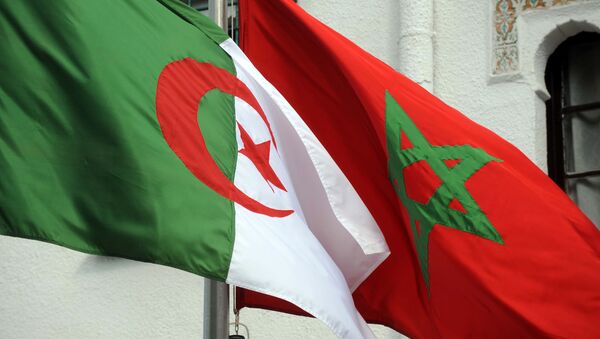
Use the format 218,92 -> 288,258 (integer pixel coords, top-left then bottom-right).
0,1 -> 389,337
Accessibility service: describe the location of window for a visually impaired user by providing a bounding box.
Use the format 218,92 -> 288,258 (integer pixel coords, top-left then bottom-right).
545,32 -> 600,228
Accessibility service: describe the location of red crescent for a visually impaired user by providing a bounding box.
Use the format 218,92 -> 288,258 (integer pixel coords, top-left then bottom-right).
155,58 -> 293,218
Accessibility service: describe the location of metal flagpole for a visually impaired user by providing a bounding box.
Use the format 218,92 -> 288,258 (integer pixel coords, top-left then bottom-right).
203,278 -> 229,338
209,0 -> 228,29
204,2 -> 229,338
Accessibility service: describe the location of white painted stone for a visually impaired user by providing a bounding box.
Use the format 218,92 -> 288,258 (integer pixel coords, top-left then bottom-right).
519,1 -> 600,101
398,0 -> 434,90
2,1 -> 600,338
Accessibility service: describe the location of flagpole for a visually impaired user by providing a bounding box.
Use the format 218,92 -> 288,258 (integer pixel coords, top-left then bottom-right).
209,0 -> 228,30
204,1 -> 229,338
203,278 -> 229,338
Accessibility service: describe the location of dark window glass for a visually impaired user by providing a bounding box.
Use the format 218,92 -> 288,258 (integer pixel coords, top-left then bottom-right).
546,32 -> 600,228
186,0 -> 209,12
566,40 -> 600,106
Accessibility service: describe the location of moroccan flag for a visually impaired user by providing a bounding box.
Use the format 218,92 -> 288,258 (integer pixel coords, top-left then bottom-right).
0,1 -> 390,337
237,1 -> 600,338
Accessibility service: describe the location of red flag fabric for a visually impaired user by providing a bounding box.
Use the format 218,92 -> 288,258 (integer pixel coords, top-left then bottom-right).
237,1 -> 600,338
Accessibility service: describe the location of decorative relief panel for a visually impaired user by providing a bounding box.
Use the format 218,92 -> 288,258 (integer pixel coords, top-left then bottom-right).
492,0 -> 577,75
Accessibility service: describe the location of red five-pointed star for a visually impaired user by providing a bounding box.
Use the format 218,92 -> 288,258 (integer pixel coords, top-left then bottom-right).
238,123 -> 287,192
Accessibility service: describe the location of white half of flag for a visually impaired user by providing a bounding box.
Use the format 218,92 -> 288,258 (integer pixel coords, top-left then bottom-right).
220,38 -> 390,339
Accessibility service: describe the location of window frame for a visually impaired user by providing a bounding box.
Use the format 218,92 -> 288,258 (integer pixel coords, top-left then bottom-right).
545,32 -> 600,189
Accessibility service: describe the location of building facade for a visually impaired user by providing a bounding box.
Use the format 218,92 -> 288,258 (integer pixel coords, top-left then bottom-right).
1,1 -> 598,338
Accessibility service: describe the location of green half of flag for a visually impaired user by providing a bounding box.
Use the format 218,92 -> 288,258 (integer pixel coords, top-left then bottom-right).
0,0 -> 236,280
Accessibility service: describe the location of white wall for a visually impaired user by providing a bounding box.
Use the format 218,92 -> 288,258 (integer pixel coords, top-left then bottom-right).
2,1 -> 599,338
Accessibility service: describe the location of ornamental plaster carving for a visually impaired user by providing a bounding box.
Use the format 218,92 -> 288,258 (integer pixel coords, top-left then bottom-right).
492,0 -> 578,75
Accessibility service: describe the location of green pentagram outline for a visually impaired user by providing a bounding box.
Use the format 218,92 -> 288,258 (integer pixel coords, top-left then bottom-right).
385,91 -> 504,288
